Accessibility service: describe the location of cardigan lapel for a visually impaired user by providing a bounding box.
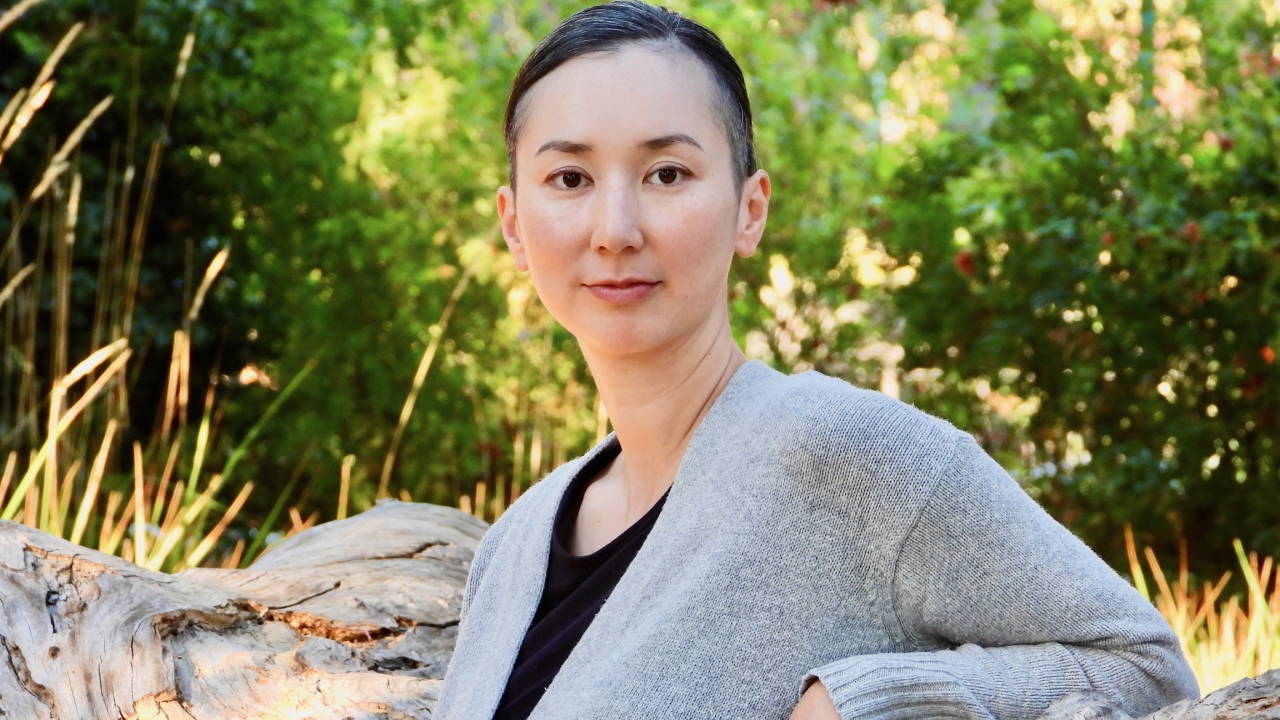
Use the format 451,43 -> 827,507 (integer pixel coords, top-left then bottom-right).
526,360 -> 778,718
448,436 -> 621,719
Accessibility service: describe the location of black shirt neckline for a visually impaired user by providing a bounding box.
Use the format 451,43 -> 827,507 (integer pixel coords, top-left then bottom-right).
551,437 -> 669,564
492,437 -> 670,720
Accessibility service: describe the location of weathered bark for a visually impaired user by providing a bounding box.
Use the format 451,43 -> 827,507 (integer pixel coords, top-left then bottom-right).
1037,670 -> 1280,720
0,499 -> 485,719
3,498 -> 1279,719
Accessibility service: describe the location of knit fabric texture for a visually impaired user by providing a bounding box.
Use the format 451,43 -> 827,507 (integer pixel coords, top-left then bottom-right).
436,360 -> 1199,720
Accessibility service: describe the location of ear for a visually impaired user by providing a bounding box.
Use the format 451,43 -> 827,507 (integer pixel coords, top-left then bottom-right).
496,186 -> 529,272
733,169 -> 771,258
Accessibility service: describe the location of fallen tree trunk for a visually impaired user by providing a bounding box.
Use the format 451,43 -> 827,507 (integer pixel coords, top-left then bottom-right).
0,499 -> 485,719
1036,671 -> 1280,720
2,499 -> 1278,719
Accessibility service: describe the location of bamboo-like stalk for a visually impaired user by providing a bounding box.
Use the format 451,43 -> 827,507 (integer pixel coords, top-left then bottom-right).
69,419 -> 116,546
338,456 -> 353,521
378,264 -> 475,497
120,29 -> 198,339
240,444 -> 312,566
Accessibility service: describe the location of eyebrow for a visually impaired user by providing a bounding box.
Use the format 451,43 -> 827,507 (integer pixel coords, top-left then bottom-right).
534,133 -> 704,156
536,140 -> 592,156
641,133 -> 703,152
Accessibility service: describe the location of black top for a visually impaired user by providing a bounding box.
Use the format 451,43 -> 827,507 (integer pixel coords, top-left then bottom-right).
492,440 -> 668,720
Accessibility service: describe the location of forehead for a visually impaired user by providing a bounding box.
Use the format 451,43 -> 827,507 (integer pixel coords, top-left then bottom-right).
514,44 -> 728,156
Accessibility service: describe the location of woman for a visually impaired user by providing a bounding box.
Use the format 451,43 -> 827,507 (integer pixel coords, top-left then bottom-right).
436,3 -> 1198,719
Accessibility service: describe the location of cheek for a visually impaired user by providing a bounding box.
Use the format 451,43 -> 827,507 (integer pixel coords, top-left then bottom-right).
515,201 -> 588,320
654,192 -> 738,295
518,201 -> 583,272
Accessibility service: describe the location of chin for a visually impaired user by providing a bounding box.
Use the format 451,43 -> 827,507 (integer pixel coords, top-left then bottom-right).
572,319 -> 680,359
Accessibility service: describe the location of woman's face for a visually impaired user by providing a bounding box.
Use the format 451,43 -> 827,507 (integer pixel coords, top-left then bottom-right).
497,44 -> 770,359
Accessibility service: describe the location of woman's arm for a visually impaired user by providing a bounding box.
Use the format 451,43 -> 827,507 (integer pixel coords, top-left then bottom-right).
801,436 -> 1198,720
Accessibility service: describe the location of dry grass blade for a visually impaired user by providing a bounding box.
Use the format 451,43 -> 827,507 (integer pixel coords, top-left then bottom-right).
69,419 -> 116,546
144,473 -> 226,568
1143,538 -> 1280,692
156,481 -> 185,543
0,20 -> 79,157
286,506 -> 319,537
31,95 -> 114,200
132,441 -> 148,566
221,538 -> 245,569
151,441 -> 181,526
0,0 -> 47,36
63,338 -> 128,389
0,348 -> 130,520
29,22 -> 82,97
0,452 -> 16,509
178,481 -> 253,570
0,81 -> 50,158
0,263 -> 34,311
52,458 -> 80,536
1124,523 -> 1150,601
0,87 -> 27,144
185,245 -> 229,322
101,493 -> 135,556
97,491 -> 121,551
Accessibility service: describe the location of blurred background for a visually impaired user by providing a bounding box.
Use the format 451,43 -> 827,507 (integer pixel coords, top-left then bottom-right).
0,0 -> 1277,691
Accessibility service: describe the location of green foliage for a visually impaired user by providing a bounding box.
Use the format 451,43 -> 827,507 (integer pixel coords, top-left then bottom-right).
3,0 -> 1276,573
878,0 -> 1280,570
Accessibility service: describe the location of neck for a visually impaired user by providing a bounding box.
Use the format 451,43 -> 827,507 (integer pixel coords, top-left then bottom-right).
580,306 -> 747,512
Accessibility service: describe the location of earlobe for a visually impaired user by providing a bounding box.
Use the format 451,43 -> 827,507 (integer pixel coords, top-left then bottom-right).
734,170 -> 771,258
496,186 -> 530,272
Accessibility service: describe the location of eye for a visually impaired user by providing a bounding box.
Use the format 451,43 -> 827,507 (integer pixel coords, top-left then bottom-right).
551,170 -> 589,190
647,166 -> 686,186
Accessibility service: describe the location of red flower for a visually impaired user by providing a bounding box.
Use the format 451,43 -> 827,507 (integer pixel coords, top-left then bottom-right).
1219,136 -> 1234,152
1263,347 -> 1276,365
955,249 -> 976,275
1102,231 -> 1115,246
1183,220 -> 1201,243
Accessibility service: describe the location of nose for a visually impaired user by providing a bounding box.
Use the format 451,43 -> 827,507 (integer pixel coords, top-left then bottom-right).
590,179 -> 644,255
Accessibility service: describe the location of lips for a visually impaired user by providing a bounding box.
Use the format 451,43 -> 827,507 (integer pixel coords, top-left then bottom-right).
584,279 -> 658,303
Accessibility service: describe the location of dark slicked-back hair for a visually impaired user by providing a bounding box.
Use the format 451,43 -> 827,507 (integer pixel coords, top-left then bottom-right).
503,1 -> 756,189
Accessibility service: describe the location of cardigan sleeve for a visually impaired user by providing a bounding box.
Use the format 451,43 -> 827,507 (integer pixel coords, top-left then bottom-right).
804,435 -> 1199,720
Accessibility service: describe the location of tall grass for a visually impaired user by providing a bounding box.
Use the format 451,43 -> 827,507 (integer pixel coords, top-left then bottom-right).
0,5 -> 315,571
1127,526 -> 1280,692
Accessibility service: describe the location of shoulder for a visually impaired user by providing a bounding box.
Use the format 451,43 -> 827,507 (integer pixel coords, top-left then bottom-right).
731,362 -> 965,468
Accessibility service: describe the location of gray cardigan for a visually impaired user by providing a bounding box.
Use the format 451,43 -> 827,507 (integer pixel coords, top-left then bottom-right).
437,360 -> 1198,719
